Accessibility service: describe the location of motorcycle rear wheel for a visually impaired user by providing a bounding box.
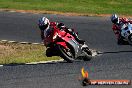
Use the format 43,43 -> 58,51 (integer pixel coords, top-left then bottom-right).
118,36 -> 129,45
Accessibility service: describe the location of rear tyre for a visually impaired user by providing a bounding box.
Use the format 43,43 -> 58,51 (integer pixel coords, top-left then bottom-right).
58,45 -> 75,63
117,36 -> 129,45
46,48 -> 53,57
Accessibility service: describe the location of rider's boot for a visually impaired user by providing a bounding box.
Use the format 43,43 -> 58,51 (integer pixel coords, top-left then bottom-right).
75,37 -> 89,50
72,32 -> 85,45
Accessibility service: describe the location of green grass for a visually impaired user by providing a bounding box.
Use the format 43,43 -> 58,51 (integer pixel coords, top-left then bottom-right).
0,42 -> 60,64
0,0 -> 132,15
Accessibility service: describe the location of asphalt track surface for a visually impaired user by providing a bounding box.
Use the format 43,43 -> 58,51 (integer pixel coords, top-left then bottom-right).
0,11 -> 132,88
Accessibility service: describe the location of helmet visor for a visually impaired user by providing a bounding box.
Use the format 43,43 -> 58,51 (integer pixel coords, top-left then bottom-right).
39,23 -> 49,30
112,18 -> 118,24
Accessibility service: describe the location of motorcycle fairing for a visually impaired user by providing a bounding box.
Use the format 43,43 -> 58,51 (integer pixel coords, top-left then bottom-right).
56,42 -> 68,49
66,39 -> 81,58
56,32 -> 81,58
121,24 -> 132,38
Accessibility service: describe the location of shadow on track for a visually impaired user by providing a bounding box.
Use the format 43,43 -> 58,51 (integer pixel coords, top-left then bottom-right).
0,60 -> 84,67
98,50 -> 132,55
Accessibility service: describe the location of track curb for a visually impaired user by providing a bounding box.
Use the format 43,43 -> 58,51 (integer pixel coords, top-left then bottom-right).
26,59 -> 64,64
0,59 -> 64,67
0,40 -> 44,45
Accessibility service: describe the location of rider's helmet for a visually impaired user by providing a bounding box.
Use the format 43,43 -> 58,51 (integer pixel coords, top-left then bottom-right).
38,17 -> 50,30
57,23 -> 66,29
111,14 -> 119,24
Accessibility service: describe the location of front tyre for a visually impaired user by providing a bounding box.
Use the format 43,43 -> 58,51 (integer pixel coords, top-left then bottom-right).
58,45 -> 75,63
82,48 -> 92,61
128,34 -> 132,45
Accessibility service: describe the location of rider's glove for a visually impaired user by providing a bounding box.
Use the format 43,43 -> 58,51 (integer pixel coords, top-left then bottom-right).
67,28 -> 73,32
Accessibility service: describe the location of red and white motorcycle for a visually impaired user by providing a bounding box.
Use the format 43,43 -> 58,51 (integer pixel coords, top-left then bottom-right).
44,26 -> 92,63
120,23 -> 132,45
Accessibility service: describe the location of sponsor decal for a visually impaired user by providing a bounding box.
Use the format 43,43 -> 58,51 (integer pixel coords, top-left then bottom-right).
79,67 -> 131,86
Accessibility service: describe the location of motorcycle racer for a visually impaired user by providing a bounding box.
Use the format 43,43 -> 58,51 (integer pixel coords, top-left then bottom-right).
110,14 -> 132,44
38,17 -> 85,46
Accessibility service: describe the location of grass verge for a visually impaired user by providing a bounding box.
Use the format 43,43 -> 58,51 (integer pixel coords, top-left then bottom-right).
0,0 -> 132,16
0,41 -> 60,64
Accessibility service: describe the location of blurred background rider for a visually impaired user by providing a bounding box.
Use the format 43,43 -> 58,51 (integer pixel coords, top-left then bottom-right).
110,14 -> 132,44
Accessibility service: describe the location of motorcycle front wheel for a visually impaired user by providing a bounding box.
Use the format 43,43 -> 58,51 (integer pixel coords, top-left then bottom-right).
58,45 -> 75,63
82,48 -> 92,61
128,34 -> 132,45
